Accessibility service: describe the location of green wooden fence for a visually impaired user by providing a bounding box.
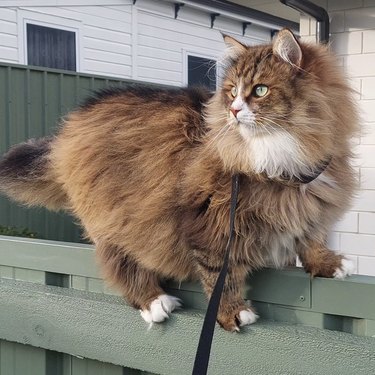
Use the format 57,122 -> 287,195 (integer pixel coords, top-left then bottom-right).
0,63 -> 141,243
1,63 -> 375,374
0,236 -> 375,375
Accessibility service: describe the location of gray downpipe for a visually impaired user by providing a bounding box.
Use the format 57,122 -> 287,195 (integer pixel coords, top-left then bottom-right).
280,0 -> 330,43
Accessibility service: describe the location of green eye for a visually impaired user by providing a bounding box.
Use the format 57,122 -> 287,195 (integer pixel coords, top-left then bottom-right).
231,86 -> 238,97
254,85 -> 269,98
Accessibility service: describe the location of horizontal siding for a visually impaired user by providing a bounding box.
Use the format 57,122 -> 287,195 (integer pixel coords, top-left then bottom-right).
85,48 -> 132,66
137,10 -> 221,85
138,23 -> 224,52
136,0 -> 174,18
137,55 -> 182,71
175,5 -> 211,28
137,66 -> 182,85
137,45 -> 180,62
84,60 -> 131,78
0,19 -> 18,35
1,33 -> 17,48
0,0 -> 18,63
84,36 -> 131,55
0,1 -> 273,82
0,47 -> 18,63
61,5 -> 132,23
82,25 -> 131,44
139,10 -> 233,44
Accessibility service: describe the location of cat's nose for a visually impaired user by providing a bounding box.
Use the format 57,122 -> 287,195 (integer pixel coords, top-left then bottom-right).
230,107 -> 241,118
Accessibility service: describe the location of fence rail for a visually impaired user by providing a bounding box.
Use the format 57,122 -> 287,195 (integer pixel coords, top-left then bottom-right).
0,235 -> 375,374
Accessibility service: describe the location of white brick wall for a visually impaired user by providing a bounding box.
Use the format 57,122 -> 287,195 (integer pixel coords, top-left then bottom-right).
301,1 -> 375,276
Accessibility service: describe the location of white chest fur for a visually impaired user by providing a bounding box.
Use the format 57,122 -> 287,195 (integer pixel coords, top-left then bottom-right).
240,126 -> 305,178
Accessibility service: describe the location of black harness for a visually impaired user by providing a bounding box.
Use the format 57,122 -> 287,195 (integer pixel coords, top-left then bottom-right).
192,159 -> 331,375
192,173 -> 239,375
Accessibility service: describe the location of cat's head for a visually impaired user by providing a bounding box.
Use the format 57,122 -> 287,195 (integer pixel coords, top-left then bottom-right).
206,29 -> 358,180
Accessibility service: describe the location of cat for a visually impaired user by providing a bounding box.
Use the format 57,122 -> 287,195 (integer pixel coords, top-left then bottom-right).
0,29 -> 359,331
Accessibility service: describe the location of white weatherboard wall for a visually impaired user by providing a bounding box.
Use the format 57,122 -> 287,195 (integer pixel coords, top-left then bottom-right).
301,0 -> 375,276
0,0 -> 272,85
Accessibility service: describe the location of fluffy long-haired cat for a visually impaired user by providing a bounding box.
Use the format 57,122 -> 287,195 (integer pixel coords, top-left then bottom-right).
0,30 -> 358,331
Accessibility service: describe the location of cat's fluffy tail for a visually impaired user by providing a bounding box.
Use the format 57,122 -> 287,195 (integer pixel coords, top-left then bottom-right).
0,137 -> 68,210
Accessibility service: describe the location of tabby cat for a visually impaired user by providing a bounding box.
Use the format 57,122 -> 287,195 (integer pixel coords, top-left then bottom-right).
0,29 -> 358,331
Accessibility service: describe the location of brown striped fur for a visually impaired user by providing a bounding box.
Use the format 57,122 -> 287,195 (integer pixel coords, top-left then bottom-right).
0,30 -> 359,331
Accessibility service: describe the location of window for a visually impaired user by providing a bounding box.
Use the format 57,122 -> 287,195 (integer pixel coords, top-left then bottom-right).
187,55 -> 216,90
27,23 -> 76,71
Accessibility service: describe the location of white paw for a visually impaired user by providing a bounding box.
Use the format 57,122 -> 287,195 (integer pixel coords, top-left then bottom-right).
333,258 -> 355,279
238,309 -> 259,327
140,294 -> 181,324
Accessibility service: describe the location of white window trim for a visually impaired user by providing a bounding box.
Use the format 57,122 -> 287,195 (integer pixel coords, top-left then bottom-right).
17,8 -> 83,71
182,48 -> 219,89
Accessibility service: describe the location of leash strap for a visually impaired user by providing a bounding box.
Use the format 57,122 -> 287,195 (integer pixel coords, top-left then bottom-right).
192,173 -> 240,375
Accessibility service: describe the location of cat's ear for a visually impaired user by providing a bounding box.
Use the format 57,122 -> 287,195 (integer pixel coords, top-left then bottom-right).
273,29 -> 302,67
222,34 -> 247,59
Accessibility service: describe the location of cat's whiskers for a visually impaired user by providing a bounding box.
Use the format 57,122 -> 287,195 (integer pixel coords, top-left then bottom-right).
254,120 -> 273,136
205,122 -> 233,150
256,116 -> 291,136
257,115 -> 331,136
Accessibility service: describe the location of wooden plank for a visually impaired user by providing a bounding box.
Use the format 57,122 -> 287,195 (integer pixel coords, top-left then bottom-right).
312,275 -> 375,320
1,236 -> 375,321
0,279 -> 375,375
0,236 -> 98,278
246,267 -> 311,308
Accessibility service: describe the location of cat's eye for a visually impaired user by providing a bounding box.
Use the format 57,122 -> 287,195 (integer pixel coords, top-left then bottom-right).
253,85 -> 269,98
230,86 -> 238,97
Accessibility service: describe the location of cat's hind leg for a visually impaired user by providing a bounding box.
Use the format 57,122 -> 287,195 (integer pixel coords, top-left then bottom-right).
297,239 -> 355,278
96,242 -> 181,324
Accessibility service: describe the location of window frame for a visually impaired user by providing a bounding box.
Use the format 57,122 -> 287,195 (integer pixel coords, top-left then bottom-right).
182,49 -> 218,90
17,9 -> 82,71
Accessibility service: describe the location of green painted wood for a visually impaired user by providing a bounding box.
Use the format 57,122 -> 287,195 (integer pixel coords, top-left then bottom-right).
14,268 -> 45,283
312,276 -> 375,320
0,236 -> 97,278
0,279 -> 375,375
0,340 -> 46,375
0,63 -> 138,243
246,267 -> 311,308
1,236 -> 375,325
0,263 -> 45,283
1,236 -> 375,373
253,302 -> 340,331
0,265 -> 14,279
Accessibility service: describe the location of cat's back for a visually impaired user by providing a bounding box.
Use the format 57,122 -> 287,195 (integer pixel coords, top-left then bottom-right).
59,84 -> 210,142
49,85 -> 211,241
51,84 -> 210,175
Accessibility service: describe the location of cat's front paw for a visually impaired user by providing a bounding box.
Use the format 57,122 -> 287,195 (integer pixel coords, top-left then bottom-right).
140,294 -> 182,324
217,305 -> 259,332
333,257 -> 355,279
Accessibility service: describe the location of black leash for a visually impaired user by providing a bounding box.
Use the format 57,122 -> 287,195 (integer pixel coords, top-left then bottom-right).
192,173 -> 240,375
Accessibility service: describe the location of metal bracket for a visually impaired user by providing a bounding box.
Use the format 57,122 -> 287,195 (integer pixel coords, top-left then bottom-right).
270,29 -> 278,39
242,22 -> 252,36
174,3 -> 184,19
210,13 -> 220,28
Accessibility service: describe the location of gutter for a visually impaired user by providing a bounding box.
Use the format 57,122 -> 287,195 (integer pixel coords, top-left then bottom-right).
280,0 -> 330,43
169,0 -> 299,33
